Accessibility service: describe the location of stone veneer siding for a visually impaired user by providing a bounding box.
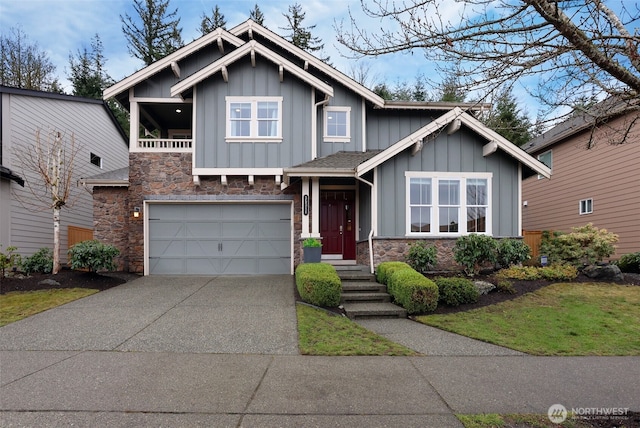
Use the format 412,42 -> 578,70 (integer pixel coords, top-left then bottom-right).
357,238 -> 459,272
93,152 -> 302,274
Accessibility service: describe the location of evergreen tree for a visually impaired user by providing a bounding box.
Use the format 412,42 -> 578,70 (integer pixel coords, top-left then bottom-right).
280,3 -> 329,62
437,73 -> 466,103
0,26 -> 60,91
68,34 -> 112,99
249,4 -> 265,26
483,87 -> 532,147
200,5 -> 226,34
120,0 -> 183,66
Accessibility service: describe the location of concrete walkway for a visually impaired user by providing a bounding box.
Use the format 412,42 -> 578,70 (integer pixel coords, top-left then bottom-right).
1,275 -> 639,427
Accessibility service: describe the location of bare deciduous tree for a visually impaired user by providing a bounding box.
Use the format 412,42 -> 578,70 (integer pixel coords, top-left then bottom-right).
336,0 -> 640,144
13,130 -> 80,274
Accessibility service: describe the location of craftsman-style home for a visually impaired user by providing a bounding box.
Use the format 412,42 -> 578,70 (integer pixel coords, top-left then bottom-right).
90,20 -> 550,275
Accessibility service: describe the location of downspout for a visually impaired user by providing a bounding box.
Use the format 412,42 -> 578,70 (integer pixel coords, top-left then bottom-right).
312,93 -> 330,159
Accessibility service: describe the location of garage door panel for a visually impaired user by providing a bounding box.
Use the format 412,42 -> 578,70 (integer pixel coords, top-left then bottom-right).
186,240 -> 220,256
148,203 -> 291,275
185,222 -> 219,238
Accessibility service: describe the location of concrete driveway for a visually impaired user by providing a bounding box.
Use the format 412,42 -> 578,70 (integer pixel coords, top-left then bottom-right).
0,275 -> 299,354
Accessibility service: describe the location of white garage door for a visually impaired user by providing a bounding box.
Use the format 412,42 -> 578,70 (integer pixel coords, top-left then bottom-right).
148,203 -> 292,275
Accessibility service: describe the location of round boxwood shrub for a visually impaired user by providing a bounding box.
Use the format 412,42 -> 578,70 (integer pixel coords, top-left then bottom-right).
387,268 -> 438,314
295,263 -> 342,307
376,261 -> 412,286
615,252 -> 640,273
434,277 -> 479,306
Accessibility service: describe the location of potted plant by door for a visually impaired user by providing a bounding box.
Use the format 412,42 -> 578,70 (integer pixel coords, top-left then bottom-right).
302,238 -> 322,263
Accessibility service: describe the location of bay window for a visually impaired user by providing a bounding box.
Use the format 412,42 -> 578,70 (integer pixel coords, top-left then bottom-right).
406,172 -> 492,236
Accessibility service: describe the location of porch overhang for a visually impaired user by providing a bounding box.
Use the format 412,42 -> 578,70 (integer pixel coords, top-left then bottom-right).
0,165 -> 25,187
284,150 -> 381,182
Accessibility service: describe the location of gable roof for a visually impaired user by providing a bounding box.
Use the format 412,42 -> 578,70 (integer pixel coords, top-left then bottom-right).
170,40 -> 334,98
103,28 -> 245,100
356,107 -> 551,178
230,20 -> 385,108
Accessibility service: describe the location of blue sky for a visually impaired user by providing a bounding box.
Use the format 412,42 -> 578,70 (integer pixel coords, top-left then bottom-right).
0,0 -> 433,93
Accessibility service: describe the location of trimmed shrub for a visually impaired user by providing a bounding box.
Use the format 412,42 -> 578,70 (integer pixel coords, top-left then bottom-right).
498,264 -> 578,281
453,234 -> 497,276
68,240 -> 119,272
387,268 -> 439,314
615,252 -> 640,273
434,277 -> 479,306
295,263 -> 342,307
406,241 -> 438,273
22,248 -> 53,274
496,238 -> 531,268
539,223 -> 618,267
0,245 -> 21,279
376,261 -> 412,286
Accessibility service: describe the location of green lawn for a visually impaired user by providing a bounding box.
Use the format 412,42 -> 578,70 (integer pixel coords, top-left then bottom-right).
417,283 -> 640,355
296,303 -> 419,356
0,288 -> 98,327
457,413 -> 595,427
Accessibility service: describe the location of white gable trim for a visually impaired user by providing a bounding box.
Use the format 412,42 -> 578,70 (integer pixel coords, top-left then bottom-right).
231,20 -> 384,108
103,28 -> 245,100
170,40 -> 334,98
356,107 -> 551,178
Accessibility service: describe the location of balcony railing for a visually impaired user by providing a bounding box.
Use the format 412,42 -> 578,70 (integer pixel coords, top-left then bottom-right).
133,138 -> 193,152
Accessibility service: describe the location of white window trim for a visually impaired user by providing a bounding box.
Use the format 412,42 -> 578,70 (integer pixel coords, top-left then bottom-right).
323,106 -> 351,143
225,96 -> 283,143
537,150 -> 552,179
579,198 -> 593,215
90,152 -> 103,169
405,171 -> 492,237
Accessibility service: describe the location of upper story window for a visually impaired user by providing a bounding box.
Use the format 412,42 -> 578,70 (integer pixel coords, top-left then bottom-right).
537,150 -> 552,178
226,96 -> 282,142
406,172 -> 492,236
324,106 -> 351,142
90,152 -> 102,168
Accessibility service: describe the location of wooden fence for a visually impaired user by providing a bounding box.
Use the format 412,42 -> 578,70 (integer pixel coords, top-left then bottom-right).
68,226 -> 93,248
522,230 -> 543,259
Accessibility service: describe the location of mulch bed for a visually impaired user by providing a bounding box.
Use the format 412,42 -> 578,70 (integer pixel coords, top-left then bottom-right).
0,269 -> 140,294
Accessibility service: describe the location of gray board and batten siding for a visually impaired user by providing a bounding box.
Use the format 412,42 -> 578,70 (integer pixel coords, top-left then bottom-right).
376,126 -> 520,238
195,58 -> 312,169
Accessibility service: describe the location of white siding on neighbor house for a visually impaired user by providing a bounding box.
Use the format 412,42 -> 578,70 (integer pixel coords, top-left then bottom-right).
1,93 -> 128,262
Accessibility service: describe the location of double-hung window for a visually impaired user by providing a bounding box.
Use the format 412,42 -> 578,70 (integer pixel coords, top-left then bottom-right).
226,96 -> 282,142
324,106 -> 351,142
406,172 -> 491,236
537,150 -> 552,179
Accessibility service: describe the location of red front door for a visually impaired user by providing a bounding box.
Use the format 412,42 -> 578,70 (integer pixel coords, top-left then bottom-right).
320,191 -> 356,260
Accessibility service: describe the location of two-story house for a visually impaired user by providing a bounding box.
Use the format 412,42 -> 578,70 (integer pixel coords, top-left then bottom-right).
522,101 -> 640,259
0,86 -> 129,263
90,20 -> 550,275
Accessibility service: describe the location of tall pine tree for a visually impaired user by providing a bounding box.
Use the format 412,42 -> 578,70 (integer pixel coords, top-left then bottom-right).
120,0 -> 183,66
249,4 -> 265,26
280,3 -> 329,63
200,5 -> 226,34
68,34 -> 112,99
482,87 -> 532,147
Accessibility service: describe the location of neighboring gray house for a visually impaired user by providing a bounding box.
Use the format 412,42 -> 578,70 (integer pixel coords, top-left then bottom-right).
90,20 -> 550,275
0,86 -> 129,263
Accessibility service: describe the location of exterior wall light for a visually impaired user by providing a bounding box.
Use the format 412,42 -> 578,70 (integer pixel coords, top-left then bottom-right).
133,207 -> 141,218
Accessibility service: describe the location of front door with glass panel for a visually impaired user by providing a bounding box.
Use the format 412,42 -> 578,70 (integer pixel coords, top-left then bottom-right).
320,191 -> 356,260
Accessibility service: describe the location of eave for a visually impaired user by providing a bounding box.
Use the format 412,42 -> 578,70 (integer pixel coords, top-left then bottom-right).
171,40 -> 334,98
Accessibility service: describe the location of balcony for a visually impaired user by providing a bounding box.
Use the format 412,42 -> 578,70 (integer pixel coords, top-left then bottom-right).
134,137 -> 193,152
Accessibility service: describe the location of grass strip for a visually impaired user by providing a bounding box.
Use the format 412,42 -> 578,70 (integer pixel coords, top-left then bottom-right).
0,288 -> 98,326
296,303 -> 419,356
418,283 -> 640,356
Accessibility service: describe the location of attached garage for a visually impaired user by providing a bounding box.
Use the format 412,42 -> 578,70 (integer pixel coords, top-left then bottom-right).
146,202 -> 293,275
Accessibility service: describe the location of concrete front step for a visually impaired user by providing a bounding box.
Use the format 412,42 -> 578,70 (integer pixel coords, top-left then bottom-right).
342,302 -> 407,320
341,281 -> 387,293
337,272 -> 376,282
341,292 -> 391,304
